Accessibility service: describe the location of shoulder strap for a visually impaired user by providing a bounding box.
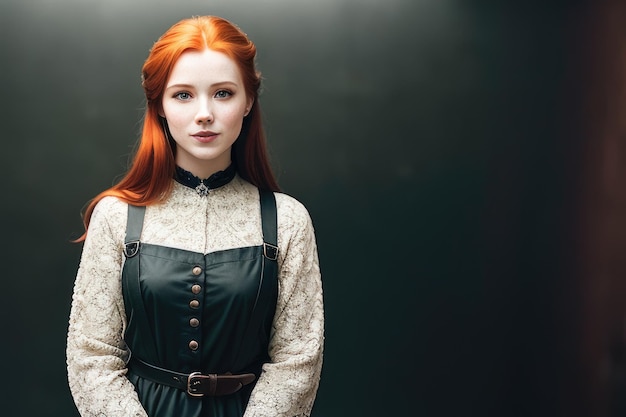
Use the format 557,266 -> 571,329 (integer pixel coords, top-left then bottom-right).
232,190 -> 279,372
121,204 -> 159,362
123,205 -> 145,257
259,189 -> 278,260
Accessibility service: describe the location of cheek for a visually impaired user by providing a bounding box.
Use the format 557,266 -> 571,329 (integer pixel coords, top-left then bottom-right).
220,106 -> 246,127
162,105 -> 189,127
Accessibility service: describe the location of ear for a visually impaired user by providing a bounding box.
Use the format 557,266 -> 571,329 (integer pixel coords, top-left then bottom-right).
244,97 -> 254,117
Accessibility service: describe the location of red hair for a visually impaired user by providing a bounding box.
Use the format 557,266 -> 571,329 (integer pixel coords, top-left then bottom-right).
77,16 -> 279,241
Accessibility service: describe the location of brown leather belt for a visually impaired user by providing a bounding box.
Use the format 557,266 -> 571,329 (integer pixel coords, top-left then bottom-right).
128,357 -> 256,397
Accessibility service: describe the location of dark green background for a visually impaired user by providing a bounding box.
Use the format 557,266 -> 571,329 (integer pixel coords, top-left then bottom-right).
0,0 -> 620,416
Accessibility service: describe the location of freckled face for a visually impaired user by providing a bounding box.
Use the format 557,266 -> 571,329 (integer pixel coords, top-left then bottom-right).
161,48 -> 253,177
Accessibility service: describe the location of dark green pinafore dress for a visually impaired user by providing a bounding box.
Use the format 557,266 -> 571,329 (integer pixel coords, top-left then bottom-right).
121,190 -> 278,417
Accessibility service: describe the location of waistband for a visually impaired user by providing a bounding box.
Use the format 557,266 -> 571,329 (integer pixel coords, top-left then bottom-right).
128,357 -> 256,397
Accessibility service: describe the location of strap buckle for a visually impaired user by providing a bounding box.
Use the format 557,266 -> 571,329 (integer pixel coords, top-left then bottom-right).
123,240 -> 140,258
263,242 -> 278,260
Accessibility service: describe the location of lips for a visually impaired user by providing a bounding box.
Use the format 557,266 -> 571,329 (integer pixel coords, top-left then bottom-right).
191,131 -> 218,143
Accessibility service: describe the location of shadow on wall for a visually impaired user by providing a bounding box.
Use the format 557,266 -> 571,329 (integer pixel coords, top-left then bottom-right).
566,2 -> 626,417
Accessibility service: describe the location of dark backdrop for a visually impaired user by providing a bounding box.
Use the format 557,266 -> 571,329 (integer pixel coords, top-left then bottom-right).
2,0 -> 626,416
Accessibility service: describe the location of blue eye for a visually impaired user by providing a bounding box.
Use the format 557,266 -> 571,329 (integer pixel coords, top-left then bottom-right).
174,92 -> 191,100
215,90 -> 232,99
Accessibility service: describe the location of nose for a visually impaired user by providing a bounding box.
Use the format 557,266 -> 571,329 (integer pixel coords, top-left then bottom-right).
195,98 -> 213,124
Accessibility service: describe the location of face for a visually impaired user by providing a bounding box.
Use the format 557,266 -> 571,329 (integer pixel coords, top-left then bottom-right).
161,48 -> 253,178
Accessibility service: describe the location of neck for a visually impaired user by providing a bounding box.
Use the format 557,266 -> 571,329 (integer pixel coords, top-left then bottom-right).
176,158 -> 231,180
174,164 -> 237,196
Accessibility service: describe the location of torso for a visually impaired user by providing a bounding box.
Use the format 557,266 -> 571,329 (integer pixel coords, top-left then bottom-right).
120,177 -> 279,417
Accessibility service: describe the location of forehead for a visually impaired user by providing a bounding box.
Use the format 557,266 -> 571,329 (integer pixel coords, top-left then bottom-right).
166,48 -> 243,86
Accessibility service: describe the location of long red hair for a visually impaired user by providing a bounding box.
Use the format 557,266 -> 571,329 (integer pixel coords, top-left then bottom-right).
77,16 -> 280,241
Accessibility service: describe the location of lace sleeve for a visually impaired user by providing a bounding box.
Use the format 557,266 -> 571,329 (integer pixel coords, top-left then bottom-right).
244,196 -> 324,417
66,198 -> 148,417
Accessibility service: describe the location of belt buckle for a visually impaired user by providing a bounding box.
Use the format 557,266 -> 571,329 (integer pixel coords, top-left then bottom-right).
187,372 -> 204,397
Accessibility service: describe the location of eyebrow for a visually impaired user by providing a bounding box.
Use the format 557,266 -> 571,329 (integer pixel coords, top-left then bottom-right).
165,81 -> 239,91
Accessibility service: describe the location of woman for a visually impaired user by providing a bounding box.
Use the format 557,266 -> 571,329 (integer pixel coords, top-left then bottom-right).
66,15 -> 323,417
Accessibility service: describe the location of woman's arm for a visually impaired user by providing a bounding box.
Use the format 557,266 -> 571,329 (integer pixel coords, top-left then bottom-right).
244,196 -> 324,417
66,198 -> 148,417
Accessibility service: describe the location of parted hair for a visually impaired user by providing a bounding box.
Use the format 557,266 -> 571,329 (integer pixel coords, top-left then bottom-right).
77,15 -> 279,241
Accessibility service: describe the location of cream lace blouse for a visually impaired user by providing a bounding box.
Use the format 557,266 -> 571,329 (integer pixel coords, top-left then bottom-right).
66,176 -> 324,416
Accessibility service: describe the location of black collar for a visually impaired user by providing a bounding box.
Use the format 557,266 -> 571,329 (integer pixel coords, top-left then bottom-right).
174,164 -> 236,196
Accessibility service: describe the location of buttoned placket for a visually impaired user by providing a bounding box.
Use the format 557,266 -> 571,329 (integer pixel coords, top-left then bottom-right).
188,265 -> 203,352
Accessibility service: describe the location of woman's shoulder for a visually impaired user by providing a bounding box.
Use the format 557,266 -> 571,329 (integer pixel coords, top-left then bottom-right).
92,195 -> 128,219
275,191 -> 308,213
274,191 -> 314,230
234,177 -> 309,216
87,196 -> 128,238
233,177 -> 314,228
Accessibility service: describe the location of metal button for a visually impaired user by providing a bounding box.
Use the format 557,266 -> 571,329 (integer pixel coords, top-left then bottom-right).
189,318 -> 200,327
189,340 -> 199,351
191,284 -> 202,294
189,299 -> 200,309
192,266 -> 202,276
